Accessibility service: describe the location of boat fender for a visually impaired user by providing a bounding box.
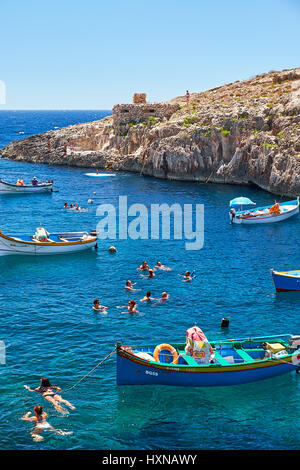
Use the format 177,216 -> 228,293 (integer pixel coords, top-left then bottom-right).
153,343 -> 179,364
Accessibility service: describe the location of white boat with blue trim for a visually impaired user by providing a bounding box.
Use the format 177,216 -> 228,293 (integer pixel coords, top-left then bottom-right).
0,226 -> 98,255
0,178 -> 53,193
229,198 -> 299,224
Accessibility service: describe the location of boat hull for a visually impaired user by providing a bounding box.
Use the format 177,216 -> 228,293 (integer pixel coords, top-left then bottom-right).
230,199 -> 299,224
0,181 -> 53,193
272,270 -> 300,292
0,232 -> 97,255
117,336 -> 299,387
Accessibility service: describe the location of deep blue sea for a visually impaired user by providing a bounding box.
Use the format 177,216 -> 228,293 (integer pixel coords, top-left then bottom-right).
0,111 -> 299,450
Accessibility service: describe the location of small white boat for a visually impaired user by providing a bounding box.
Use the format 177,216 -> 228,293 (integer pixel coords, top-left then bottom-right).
229,198 -> 299,224
0,179 -> 53,193
85,173 -> 116,178
0,227 -> 98,255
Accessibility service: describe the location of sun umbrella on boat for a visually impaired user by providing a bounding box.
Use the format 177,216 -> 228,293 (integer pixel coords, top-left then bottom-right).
229,197 -> 256,210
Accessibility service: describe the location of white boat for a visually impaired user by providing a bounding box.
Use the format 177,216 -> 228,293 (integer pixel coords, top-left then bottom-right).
0,179 -> 53,193
0,227 -> 98,255
85,173 -> 116,177
229,198 -> 299,224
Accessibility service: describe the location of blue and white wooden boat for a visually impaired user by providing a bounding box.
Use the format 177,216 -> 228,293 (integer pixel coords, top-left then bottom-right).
271,269 -> 300,292
0,179 -> 53,193
0,226 -> 98,255
116,334 -> 300,386
229,198 -> 299,224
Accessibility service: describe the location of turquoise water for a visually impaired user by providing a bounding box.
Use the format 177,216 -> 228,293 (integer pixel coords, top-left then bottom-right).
0,112 -> 299,450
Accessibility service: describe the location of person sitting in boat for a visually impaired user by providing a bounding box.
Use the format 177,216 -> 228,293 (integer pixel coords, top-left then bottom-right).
24,377 -> 75,415
269,202 -> 280,215
33,227 -> 50,242
16,178 -> 24,186
32,176 -> 38,186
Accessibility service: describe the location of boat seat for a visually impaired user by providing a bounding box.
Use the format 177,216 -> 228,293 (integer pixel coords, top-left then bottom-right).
235,349 -> 255,363
213,351 -> 231,365
179,353 -> 199,366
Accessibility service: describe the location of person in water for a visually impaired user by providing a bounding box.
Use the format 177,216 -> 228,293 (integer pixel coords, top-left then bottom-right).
21,405 -> 72,442
124,280 -> 140,291
141,269 -> 155,279
138,260 -> 149,271
140,291 -> 154,302
24,377 -> 75,414
154,261 -> 171,271
128,300 -> 138,313
93,298 -> 108,311
161,291 -> 169,300
179,270 -> 193,282
64,202 -> 68,209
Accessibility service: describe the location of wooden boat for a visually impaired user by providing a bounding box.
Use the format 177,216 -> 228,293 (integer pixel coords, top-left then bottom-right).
116,334 -> 300,386
229,198 -> 299,224
271,269 -> 300,292
0,226 -> 98,255
0,179 -> 53,193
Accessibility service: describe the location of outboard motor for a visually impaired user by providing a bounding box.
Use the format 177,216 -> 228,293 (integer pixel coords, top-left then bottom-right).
289,335 -> 300,351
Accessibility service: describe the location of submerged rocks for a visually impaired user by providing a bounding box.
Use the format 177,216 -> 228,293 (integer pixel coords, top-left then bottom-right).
1,67 -> 300,197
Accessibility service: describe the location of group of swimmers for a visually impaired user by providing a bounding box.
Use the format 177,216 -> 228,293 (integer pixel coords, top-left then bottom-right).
63,202 -> 87,212
22,377 -> 75,441
92,260 -> 194,314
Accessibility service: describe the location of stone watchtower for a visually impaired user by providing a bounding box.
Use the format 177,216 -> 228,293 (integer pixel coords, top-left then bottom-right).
112,93 -> 180,127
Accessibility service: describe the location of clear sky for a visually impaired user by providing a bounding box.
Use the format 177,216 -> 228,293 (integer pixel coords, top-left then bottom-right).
0,0 -> 299,109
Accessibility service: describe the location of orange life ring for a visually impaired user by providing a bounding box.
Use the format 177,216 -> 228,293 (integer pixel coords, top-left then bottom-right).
153,343 -> 179,364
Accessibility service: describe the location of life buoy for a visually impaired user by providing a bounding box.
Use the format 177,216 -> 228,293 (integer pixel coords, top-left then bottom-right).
153,343 -> 179,364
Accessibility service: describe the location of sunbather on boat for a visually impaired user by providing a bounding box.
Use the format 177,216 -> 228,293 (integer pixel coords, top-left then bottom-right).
21,405 -> 72,442
24,377 -> 75,414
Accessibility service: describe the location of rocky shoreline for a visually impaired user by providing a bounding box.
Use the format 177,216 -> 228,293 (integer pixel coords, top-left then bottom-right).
1,68 -> 300,196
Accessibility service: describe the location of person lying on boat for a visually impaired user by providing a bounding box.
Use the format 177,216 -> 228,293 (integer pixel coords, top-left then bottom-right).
138,260 -> 150,271
154,261 -> 171,271
92,298 -> 108,312
32,176 -> 38,186
140,269 -> 155,279
16,178 -> 24,186
124,280 -> 140,291
24,377 -> 75,415
269,202 -> 281,215
140,291 -> 155,302
21,405 -> 73,442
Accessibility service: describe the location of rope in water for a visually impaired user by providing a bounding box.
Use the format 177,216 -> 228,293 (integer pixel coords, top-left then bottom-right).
63,346 -> 117,393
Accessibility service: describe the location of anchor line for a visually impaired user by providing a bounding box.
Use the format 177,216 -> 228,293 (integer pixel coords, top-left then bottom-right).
63,346 -> 117,392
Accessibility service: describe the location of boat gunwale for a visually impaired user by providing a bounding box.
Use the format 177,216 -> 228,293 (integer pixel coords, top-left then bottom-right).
234,199 -> 299,216
0,180 -> 52,189
272,270 -> 300,279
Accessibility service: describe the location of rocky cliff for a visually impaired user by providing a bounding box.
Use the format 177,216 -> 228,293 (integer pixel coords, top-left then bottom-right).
1,68 -> 300,196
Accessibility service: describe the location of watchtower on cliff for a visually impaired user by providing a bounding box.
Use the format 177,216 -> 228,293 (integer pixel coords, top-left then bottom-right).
112,94 -> 180,127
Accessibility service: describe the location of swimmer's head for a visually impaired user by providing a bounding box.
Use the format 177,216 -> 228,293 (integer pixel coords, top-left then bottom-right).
40,377 -> 51,388
157,261 -> 161,266
126,280 -> 131,286
185,271 -> 190,276
34,405 -> 43,416
94,298 -> 100,305
146,291 -> 151,297
162,292 -> 168,299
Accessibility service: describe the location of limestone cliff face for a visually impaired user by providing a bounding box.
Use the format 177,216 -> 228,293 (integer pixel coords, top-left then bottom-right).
1,68 -> 300,196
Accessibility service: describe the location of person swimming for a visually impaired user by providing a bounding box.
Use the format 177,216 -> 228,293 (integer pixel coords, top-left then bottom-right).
154,261 -> 171,271
179,270 -> 194,282
141,269 -> 155,279
140,291 -> 154,302
124,280 -> 140,291
92,298 -> 108,311
21,405 -> 72,442
128,300 -> 138,313
64,202 -> 68,208
138,260 -> 149,271
24,377 -> 75,415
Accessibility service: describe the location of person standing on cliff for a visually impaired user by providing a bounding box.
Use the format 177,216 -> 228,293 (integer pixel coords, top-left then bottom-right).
185,90 -> 190,104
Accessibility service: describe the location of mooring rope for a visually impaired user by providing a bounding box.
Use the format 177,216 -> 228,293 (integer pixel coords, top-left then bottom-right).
63,346 -> 117,393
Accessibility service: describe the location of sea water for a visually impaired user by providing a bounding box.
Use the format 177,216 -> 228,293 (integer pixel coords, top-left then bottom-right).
0,111 -> 299,450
